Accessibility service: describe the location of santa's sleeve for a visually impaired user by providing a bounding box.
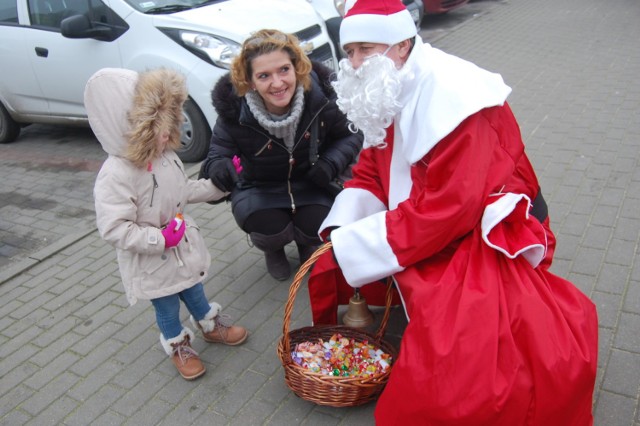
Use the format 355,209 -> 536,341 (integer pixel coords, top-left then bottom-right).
481,192 -> 547,268
332,111 -> 534,287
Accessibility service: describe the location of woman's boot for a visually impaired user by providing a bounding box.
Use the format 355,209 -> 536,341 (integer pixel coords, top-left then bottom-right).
190,303 -> 248,345
294,226 -> 322,265
160,328 -> 205,380
249,222 -> 294,280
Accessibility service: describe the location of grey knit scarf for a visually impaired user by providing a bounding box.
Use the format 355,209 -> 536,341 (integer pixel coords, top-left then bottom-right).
245,85 -> 305,150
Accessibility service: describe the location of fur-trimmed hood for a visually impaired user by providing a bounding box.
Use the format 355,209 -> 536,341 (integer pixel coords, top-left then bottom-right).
211,61 -> 337,122
84,68 -> 138,158
85,68 -> 186,167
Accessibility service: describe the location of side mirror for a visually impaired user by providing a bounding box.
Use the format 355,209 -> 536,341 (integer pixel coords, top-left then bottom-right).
61,14 -> 113,41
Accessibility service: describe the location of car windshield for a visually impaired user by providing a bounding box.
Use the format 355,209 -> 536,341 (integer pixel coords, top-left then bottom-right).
126,0 -> 224,14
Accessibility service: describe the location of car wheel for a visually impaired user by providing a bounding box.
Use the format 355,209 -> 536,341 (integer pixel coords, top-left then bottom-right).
0,102 -> 21,143
177,99 -> 211,163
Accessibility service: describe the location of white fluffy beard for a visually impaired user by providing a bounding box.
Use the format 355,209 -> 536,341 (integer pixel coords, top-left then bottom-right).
333,54 -> 403,149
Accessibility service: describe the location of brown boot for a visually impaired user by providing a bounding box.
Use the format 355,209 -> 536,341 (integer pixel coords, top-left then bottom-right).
161,328 -> 206,380
190,303 -> 248,346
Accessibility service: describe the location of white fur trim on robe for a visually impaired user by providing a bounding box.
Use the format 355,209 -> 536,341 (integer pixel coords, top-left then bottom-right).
481,193 -> 546,268
331,212 -> 404,288
388,122 -> 413,209
319,187 -> 387,235
397,38 -> 512,165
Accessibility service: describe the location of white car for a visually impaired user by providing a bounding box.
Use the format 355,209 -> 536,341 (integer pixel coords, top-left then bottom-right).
0,0 -> 339,162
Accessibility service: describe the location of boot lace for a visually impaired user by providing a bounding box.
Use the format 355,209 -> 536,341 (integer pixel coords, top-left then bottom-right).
213,314 -> 234,342
172,338 -> 199,365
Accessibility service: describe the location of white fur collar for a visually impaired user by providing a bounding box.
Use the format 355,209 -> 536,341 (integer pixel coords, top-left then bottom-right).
396,38 -> 512,164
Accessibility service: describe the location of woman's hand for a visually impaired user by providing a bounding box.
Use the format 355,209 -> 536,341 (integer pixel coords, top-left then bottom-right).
209,158 -> 239,192
305,159 -> 335,187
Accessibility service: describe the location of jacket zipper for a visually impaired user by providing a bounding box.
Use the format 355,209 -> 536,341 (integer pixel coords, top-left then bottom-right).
255,138 -> 274,156
287,153 -> 296,213
286,104 -> 327,213
241,99 -> 329,214
150,173 -> 158,207
293,102 -> 327,153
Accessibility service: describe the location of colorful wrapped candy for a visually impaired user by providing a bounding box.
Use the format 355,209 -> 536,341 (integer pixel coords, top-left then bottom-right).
291,333 -> 392,377
174,213 -> 184,231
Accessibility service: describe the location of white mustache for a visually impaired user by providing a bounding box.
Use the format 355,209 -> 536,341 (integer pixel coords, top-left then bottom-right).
332,54 -> 403,148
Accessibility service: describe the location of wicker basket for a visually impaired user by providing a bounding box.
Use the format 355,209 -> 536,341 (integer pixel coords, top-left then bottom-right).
277,242 -> 397,407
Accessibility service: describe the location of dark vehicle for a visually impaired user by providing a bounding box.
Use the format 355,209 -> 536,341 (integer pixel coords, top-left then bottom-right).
312,0 -> 424,59
423,0 -> 468,14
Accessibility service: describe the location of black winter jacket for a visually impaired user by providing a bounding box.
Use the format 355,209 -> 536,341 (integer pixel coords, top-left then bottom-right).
200,62 -> 363,229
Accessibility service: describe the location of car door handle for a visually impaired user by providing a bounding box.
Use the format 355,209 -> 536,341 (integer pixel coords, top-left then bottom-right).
35,47 -> 49,57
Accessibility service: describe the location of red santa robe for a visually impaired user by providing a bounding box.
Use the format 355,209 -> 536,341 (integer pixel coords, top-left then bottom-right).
308,39 -> 598,425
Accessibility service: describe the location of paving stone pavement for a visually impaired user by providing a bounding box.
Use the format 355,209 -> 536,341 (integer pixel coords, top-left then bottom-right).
1,0 -> 639,424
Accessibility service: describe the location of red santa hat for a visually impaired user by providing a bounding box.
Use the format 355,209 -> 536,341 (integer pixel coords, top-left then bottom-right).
339,0 -> 417,48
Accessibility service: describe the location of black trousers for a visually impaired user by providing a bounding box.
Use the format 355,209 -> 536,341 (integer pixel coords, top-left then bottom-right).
243,204 -> 330,236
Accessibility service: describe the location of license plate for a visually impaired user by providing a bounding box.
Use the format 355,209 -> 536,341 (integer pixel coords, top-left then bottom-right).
323,57 -> 337,70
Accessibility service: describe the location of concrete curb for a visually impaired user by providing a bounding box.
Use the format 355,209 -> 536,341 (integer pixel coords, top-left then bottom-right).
0,227 -> 97,284
0,162 -> 204,285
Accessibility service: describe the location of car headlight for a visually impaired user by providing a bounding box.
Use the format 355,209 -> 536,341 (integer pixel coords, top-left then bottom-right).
159,28 -> 241,69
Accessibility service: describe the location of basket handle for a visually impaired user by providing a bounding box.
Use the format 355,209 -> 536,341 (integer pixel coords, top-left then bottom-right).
282,241 -> 395,355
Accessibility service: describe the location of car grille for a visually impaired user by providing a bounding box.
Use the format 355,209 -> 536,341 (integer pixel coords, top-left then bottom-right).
308,43 -> 335,70
293,24 -> 321,42
293,25 -> 336,70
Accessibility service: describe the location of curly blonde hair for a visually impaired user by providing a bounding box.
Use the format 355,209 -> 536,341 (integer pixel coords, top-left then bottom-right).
126,68 -> 188,168
230,29 -> 313,96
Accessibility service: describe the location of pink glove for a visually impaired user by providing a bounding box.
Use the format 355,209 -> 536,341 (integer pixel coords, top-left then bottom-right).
232,155 -> 243,173
161,219 -> 186,248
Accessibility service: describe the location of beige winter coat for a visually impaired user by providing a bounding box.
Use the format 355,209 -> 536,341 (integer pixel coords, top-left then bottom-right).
86,68 -> 227,305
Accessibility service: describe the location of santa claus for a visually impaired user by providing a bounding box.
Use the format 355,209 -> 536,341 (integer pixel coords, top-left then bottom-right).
307,0 -> 599,424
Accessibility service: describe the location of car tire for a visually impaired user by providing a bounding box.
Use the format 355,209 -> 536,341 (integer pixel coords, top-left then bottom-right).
0,102 -> 21,144
177,99 -> 211,163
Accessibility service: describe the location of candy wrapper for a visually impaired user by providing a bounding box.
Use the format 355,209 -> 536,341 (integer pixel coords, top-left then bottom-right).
174,213 -> 184,231
291,333 -> 392,377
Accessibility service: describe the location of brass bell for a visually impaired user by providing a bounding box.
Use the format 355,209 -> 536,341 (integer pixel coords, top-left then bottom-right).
342,288 -> 375,328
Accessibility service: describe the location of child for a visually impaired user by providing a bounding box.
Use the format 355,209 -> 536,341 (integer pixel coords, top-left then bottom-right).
86,67 -> 247,381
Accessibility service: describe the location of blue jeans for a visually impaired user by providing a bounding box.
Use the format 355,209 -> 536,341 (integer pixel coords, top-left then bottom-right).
151,282 -> 212,339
